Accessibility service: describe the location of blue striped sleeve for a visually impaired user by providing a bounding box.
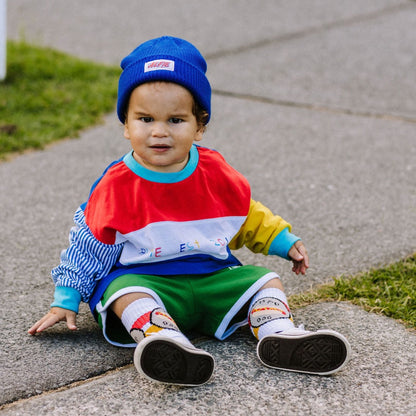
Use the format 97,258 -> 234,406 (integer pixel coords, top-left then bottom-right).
51,207 -> 123,303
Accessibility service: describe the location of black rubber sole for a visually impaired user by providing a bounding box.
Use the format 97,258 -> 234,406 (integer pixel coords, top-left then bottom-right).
258,332 -> 349,375
138,339 -> 214,385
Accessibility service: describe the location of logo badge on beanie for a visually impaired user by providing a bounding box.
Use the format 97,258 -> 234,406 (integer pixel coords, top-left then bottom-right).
144,59 -> 175,73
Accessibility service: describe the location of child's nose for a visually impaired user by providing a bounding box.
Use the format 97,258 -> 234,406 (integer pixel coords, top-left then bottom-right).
152,122 -> 168,137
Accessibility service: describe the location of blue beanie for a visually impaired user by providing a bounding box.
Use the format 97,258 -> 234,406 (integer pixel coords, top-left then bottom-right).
117,36 -> 211,124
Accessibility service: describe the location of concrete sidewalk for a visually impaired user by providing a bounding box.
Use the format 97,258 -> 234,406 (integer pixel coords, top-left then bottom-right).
2,1 -> 416,415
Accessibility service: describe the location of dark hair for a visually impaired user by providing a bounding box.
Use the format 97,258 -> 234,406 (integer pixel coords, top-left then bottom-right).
192,100 -> 209,132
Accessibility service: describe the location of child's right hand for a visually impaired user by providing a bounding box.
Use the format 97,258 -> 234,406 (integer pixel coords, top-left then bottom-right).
28,307 -> 77,335
288,240 -> 309,275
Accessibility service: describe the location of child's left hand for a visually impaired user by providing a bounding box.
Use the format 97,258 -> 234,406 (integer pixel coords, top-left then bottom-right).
288,241 -> 309,275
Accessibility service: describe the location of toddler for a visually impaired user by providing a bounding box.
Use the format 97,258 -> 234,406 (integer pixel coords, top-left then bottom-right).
29,36 -> 351,386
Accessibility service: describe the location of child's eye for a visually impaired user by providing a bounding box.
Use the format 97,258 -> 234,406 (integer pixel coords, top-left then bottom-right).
140,117 -> 153,123
169,118 -> 183,124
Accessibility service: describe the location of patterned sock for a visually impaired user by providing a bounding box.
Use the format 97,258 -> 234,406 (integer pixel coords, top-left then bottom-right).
248,288 -> 295,340
121,297 -> 192,347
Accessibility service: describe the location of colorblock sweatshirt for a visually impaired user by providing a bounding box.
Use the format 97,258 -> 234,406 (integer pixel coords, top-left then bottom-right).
51,145 -> 300,313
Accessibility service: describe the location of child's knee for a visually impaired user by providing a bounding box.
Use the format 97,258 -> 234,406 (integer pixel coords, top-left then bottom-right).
258,277 -> 284,292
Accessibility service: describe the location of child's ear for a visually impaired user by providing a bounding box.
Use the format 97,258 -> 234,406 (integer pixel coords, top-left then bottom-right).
194,129 -> 203,142
123,123 -> 130,140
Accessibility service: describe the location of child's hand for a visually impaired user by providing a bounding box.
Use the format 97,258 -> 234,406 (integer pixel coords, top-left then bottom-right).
288,241 -> 309,275
28,307 -> 77,335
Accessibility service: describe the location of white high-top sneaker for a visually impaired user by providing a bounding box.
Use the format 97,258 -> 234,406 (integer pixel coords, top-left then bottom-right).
134,334 -> 215,386
257,326 -> 351,375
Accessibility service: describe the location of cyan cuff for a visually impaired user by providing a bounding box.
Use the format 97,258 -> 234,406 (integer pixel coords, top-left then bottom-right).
51,286 -> 82,313
268,227 -> 301,260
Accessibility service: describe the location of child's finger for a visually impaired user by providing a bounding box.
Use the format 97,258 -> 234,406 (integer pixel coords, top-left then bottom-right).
28,317 -> 47,335
36,315 -> 59,333
298,246 -> 309,268
292,260 -> 302,275
27,322 -> 40,335
65,312 -> 77,331
292,258 -> 308,275
288,245 -> 304,263
28,313 -> 59,335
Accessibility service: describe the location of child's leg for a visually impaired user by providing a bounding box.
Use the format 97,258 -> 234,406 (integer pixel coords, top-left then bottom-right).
113,292 -> 190,345
248,278 -> 295,339
111,293 -> 214,386
249,279 -> 351,375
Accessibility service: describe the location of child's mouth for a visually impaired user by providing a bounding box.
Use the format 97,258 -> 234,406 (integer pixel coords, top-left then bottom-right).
150,144 -> 171,152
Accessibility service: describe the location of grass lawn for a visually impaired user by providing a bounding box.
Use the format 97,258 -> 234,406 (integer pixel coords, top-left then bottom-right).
0,41 -> 120,158
1,42 -> 414,331
290,253 -> 416,330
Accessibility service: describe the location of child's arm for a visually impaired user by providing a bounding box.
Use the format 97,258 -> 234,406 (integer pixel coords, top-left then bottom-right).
229,199 -> 294,255
230,199 -> 309,274
29,207 -> 123,334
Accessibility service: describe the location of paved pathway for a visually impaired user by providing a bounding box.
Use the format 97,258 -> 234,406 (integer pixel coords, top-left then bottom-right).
1,1 -> 415,414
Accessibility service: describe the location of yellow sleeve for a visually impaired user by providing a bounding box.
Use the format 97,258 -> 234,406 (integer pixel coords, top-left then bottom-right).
229,199 -> 291,255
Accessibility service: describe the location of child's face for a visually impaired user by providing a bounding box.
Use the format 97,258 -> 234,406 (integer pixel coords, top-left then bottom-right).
124,82 -> 203,173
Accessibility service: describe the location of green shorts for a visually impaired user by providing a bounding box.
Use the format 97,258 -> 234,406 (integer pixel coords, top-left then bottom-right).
95,265 -> 278,347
